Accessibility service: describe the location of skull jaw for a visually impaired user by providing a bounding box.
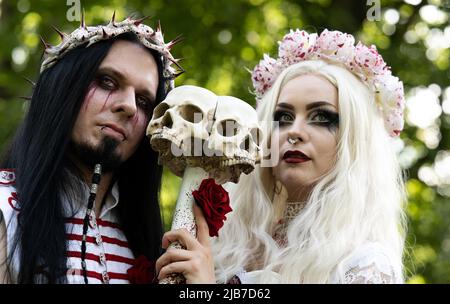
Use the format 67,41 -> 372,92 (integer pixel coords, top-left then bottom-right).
210,158 -> 255,184
150,128 -> 258,183
150,131 -> 185,177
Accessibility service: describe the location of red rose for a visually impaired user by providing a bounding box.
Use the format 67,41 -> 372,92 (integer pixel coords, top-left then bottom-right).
127,255 -> 157,284
192,178 -> 232,237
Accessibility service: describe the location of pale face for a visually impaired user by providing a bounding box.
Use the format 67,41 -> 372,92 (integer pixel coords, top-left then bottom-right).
271,74 -> 339,201
71,40 -> 159,167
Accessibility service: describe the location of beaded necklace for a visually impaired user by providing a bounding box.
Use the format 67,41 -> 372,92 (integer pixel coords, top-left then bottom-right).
80,164 -> 102,284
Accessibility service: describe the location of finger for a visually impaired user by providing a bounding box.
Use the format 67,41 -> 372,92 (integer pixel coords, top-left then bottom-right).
161,231 -> 175,249
155,248 -> 194,274
158,261 -> 192,280
161,229 -> 190,249
161,228 -> 201,251
156,248 -> 193,270
193,203 -> 210,246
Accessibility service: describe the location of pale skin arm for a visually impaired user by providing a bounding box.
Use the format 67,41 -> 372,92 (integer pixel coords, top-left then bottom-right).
0,211 -> 11,283
155,204 -> 216,284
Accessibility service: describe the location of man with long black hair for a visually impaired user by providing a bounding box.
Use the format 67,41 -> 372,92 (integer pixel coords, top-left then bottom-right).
0,15 -> 183,283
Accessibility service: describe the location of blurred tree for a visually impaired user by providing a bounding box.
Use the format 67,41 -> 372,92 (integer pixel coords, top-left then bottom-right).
0,0 -> 449,283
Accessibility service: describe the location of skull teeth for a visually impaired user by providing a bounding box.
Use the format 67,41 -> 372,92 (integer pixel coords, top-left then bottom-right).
150,130 -> 182,150
220,157 -> 255,168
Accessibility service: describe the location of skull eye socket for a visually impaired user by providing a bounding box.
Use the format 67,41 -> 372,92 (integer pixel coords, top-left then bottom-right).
152,102 -> 169,119
161,113 -> 173,129
250,128 -> 262,146
218,120 -> 239,137
240,136 -> 251,152
178,104 -> 204,123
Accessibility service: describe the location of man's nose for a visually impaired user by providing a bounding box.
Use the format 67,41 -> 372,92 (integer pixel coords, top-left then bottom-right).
111,87 -> 138,117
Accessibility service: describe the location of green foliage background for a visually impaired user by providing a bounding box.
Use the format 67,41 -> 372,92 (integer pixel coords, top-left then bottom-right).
0,0 -> 449,283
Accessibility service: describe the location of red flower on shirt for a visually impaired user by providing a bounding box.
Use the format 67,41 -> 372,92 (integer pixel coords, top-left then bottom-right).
192,178 -> 232,237
127,255 -> 157,284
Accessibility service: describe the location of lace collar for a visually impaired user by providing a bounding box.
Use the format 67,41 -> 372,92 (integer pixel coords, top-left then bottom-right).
273,201 -> 307,247
283,201 -> 307,221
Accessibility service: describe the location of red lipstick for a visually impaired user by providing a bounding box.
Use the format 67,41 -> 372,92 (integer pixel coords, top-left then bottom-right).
283,150 -> 311,164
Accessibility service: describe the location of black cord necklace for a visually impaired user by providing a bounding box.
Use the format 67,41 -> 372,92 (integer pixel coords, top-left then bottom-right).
80,163 -> 102,284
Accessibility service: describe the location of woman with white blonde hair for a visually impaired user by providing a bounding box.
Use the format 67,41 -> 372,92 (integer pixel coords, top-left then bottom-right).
155,29 -> 407,284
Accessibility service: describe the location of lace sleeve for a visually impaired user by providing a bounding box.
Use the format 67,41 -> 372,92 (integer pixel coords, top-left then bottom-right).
344,262 -> 397,284
342,243 -> 402,284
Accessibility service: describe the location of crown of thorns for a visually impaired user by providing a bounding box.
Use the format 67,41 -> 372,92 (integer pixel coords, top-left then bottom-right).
40,12 -> 184,91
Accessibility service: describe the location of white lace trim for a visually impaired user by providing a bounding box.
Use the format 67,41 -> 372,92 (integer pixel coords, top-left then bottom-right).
237,269 -> 281,284
234,242 -> 401,284
343,262 -> 396,284
338,242 -> 402,284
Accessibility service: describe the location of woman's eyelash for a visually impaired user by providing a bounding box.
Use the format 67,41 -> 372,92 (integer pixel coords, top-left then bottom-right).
273,108 -> 339,131
273,110 -> 294,125
310,109 -> 339,124
310,109 -> 340,132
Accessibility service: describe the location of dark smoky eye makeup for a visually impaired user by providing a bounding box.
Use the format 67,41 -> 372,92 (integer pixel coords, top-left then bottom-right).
273,109 -> 295,126
96,73 -> 117,90
273,107 -> 339,131
136,95 -> 153,114
309,108 -> 339,130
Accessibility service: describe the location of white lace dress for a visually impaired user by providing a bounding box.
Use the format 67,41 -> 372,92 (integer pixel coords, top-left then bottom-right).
334,242 -> 402,284
236,202 -> 403,284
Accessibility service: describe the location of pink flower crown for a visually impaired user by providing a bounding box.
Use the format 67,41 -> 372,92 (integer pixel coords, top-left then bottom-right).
251,29 -> 405,137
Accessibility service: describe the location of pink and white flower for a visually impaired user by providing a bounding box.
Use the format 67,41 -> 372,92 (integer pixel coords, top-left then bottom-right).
376,74 -> 405,136
353,42 -> 387,79
252,54 -> 281,98
278,29 -> 316,66
315,29 -> 355,61
385,108 -> 404,137
376,74 -> 405,111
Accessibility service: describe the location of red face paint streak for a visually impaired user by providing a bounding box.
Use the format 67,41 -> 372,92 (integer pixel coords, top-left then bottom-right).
101,91 -> 114,111
132,113 -> 139,126
83,84 -> 98,111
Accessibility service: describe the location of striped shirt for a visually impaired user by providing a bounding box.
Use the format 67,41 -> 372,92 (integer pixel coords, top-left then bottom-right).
0,169 -> 136,284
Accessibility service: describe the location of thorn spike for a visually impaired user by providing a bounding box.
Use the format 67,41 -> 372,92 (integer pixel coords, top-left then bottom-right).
22,76 -> 36,87
111,11 -> 116,25
39,36 -> 50,49
173,70 -> 185,78
126,12 -> 137,20
133,15 -> 151,26
51,25 -> 66,40
157,20 -> 162,33
169,58 -> 183,70
167,35 -> 183,48
80,9 -> 86,29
